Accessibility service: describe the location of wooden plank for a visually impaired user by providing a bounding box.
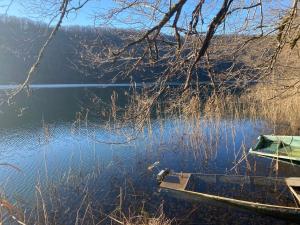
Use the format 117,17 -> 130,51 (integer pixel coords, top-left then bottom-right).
285,177 -> 300,187
286,178 -> 300,206
160,173 -> 191,190
287,186 -> 300,207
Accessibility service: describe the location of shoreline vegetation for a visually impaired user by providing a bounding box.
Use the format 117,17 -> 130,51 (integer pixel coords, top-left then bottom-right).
1,78 -> 300,224
0,15 -> 295,86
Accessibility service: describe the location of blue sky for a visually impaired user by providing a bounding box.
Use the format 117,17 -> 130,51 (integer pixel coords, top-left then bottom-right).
1,0 -> 103,25
0,0 -> 294,34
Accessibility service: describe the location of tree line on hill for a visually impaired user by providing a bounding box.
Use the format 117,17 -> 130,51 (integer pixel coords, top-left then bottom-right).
0,15 -> 255,85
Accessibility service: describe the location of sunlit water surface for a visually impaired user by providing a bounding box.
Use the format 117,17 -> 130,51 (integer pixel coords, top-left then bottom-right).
0,85 -> 299,224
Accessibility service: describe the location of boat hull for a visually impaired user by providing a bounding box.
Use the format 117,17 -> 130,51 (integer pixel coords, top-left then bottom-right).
159,172 -> 300,221
250,135 -> 300,165
161,187 -> 300,221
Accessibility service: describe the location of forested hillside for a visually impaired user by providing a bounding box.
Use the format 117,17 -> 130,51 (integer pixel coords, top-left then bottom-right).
0,16 -> 249,85
0,16 -> 189,84
0,16 -> 122,84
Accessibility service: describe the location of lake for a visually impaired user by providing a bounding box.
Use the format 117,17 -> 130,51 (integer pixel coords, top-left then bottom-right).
0,84 -> 299,224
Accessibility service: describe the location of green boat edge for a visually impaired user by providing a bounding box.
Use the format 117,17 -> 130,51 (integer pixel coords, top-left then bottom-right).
249,135 -> 300,166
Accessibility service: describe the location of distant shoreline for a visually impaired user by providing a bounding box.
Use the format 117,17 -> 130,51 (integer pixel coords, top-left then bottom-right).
0,83 -> 182,90
0,81 -> 260,90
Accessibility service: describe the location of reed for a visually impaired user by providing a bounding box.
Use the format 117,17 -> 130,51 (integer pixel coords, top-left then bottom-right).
2,78 -> 300,224
242,78 -> 300,135
7,156 -> 173,225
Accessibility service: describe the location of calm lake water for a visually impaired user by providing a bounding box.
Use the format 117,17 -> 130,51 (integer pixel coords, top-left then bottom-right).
0,84 -> 299,224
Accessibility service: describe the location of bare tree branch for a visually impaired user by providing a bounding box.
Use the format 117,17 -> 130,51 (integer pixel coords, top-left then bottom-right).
8,0 -> 70,103
0,0 -> 15,15
184,0 -> 234,90
111,0 -> 187,57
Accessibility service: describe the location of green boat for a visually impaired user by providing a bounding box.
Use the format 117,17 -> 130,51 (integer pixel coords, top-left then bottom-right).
249,135 -> 300,164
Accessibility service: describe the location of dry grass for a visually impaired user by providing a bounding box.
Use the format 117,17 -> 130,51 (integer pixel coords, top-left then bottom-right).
2,67 -> 300,225
108,205 -> 173,225
1,87 -> 299,224
242,78 -> 300,135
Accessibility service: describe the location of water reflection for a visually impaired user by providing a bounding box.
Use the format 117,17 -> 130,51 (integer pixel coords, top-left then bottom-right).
0,86 -> 299,224
0,86 -> 132,127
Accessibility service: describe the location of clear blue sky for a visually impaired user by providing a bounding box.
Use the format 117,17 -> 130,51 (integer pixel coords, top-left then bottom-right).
1,0 -> 113,26
0,0 -> 293,33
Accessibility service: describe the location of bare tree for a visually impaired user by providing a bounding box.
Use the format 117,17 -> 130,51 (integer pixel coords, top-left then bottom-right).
4,0 -> 300,104
5,0 -> 91,102
79,0 -> 299,93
